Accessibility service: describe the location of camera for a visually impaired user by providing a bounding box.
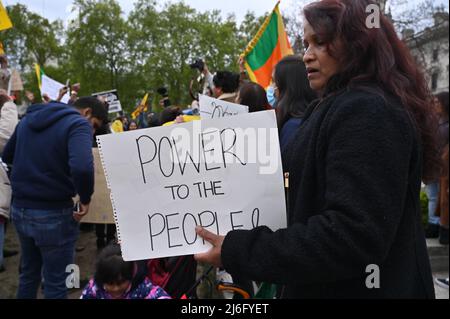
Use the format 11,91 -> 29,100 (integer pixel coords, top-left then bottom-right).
157,87 -> 169,98
189,59 -> 205,72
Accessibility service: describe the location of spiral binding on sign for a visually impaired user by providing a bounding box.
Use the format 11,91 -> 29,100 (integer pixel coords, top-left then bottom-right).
96,137 -> 111,189
96,136 -> 121,244
109,192 -> 121,244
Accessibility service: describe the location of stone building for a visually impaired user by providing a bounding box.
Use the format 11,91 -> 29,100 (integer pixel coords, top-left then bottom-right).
403,12 -> 449,94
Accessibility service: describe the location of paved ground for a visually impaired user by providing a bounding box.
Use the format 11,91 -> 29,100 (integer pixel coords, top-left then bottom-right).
0,224 -> 98,299
433,272 -> 449,299
1,223 -> 449,299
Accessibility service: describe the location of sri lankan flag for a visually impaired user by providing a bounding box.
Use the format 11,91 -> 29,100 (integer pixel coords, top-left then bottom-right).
241,2 -> 293,88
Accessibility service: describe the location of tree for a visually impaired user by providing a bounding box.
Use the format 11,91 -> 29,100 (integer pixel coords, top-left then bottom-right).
282,0 -> 315,54
66,0 -> 130,104
1,0 -> 271,113
237,12 -> 268,53
0,4 -> 62,70
127,1 -> 257,107
283,0 -> 449,53
388,0 -> 448,31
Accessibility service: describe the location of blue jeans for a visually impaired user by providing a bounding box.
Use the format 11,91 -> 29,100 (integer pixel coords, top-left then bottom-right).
0,222 -> 4,267
12,206 -> 79,299
425,183 -> 441,225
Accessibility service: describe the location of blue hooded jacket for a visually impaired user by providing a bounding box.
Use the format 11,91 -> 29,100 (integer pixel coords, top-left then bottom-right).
2,102 -> 94,209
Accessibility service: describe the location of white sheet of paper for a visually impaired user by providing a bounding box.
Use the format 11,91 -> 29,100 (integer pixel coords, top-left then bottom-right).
41,74 -> 69,104
97,110 -> 286,261
199,94 -> 249,119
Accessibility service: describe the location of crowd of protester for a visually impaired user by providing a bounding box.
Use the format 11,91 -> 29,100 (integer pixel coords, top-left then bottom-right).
0,0 -> 448,299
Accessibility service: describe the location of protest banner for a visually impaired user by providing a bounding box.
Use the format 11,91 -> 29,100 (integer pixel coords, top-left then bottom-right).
81,148 -> 115,224
92,89 -> 122,114
199,94 -> 249,119
97,110 -> 286,261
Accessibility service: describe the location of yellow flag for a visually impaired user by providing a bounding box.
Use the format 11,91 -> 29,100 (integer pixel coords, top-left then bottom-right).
0,1 -> 13,31
142,93 -> 149,113
35,64 -> 42,89
131,93 -> 149,120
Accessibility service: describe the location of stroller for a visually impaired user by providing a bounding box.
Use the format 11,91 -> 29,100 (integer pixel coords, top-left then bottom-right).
146,255 -> 197,298
146,256 -> 252,299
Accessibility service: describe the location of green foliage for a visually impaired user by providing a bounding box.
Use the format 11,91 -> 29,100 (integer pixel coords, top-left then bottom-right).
65,0 -> 130,106
1,1 -> 265,114
0,4 -> 63,69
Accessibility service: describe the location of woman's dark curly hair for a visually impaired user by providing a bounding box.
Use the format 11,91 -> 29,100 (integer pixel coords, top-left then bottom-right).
304,0 -> 441,181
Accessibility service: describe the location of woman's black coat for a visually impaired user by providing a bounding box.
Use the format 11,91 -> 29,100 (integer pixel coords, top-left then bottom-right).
222,87 -> 435,298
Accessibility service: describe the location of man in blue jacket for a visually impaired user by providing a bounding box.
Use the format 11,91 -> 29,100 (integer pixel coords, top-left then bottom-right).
2,97 -> 108,299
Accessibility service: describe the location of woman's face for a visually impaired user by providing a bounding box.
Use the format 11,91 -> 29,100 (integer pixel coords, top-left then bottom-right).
302,20 -> 340,92
129,122 -> 138,130
272,70 -> 280,99
104,280 -> 131,299
213,86 -> 222,98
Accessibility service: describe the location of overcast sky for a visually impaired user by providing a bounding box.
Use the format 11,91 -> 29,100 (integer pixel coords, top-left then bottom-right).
3,0 -> 295,24
3,0 -> 449,26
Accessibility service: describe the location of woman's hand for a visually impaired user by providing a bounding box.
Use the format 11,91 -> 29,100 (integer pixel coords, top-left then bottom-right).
194,226 -> 224,268
72,83 -> 81,93
57,86 -> 69,102
42,94 -> 51,104
174,115 -> 185,124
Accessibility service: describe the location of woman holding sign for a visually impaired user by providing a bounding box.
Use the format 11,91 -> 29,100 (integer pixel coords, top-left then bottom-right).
195,0 -> 439,298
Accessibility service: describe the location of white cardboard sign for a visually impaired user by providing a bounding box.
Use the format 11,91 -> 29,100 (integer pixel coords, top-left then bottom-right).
199,94 -> 249,119
97,110 -> 286,261
41,74 -> 70,104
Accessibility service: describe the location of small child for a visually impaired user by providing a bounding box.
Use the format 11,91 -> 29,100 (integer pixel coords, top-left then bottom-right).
81,244 -> 171,299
